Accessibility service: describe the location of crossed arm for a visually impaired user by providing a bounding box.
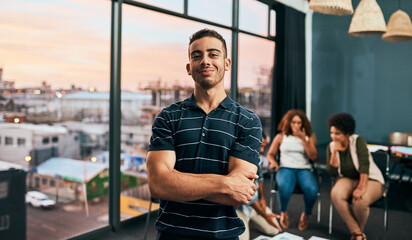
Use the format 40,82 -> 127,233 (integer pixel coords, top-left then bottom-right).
146,150 -> 258,207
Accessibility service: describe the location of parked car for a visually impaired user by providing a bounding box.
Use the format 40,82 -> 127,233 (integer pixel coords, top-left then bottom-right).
25,191 -> 56,209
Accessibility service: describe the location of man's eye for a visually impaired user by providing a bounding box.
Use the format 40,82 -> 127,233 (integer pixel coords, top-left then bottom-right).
192,55 -> 200,60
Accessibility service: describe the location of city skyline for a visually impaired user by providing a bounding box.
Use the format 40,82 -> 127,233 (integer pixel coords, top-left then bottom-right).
0,0 -> 275,92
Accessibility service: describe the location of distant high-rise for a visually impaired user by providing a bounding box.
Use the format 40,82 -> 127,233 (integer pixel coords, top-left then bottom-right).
0,67 -> 3,84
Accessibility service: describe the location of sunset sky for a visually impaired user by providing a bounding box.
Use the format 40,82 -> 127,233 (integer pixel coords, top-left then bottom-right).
0,0 -> 275,92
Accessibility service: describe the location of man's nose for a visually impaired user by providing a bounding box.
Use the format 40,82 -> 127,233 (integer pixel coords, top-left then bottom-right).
200,56 -> 211,66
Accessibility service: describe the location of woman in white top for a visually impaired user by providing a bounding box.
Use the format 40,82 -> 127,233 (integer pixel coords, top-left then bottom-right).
267,109 -> 318,231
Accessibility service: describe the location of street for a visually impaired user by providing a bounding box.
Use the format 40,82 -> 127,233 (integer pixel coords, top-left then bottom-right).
27,196 -> 116,240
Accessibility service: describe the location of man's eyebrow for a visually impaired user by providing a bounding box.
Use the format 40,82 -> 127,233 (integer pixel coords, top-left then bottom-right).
207,48 -> 221,53
190,49 -> 222,56
190,50 -> 202,56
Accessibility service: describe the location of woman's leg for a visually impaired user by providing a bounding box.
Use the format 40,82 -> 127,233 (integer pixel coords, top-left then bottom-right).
276,168 -> 297,212
352,180 -> 384,232
236,209 -> 250,240
297,169 -> 319,215
331,177 -> 362,234
249,207 -> 280,236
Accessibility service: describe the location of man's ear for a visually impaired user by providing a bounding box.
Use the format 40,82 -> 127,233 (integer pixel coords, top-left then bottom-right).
186,63 -> 192,75
225,58 -> 231,71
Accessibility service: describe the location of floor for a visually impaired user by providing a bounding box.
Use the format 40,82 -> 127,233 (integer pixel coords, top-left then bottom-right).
92,172 -> 412,240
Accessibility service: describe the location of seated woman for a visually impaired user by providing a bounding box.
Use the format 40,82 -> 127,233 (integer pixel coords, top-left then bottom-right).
326,113 -> 384,240
266,109 -> 318,231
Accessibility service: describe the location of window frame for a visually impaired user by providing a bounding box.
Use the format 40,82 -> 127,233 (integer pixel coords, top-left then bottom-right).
93,0 -> 281,236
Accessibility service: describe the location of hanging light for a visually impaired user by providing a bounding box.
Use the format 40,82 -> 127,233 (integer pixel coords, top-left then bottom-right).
309,0 -> 354,15
348,0 -> 387,37
382,10 -> 412,42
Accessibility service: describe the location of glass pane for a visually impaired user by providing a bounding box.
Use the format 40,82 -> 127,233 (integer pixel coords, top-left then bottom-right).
239,0 -> 268,36
0,0 -> 111,238
121,4 -> 232,222
270,9 -> 276,37
134,0 -> 183,13
238,33 -> 274,136
188,0 -> 232,26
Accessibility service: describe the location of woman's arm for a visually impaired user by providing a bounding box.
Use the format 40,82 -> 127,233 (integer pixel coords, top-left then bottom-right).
326,144 -> 339,176
302,133 -> 318,161
352,173 -> 368,202
352,137 -> 370,201
266,134 -> 283,171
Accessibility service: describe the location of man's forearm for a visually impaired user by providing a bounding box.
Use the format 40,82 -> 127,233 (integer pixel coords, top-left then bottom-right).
205,194 -> 242,206
149,170 -> 227,202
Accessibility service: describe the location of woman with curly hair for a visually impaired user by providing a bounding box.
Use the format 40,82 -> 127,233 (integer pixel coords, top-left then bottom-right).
327,113 -> 384,240
266,109 -> 318,231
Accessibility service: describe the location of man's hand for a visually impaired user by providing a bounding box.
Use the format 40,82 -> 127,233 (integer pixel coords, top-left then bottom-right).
224,171 -> 258,206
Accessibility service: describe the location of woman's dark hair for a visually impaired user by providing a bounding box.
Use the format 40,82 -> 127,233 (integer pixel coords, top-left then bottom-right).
277,109 -> 313,136
327,113 -> 356,135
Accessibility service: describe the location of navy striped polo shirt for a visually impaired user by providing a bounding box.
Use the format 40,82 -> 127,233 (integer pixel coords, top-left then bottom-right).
149,94 -> 262,239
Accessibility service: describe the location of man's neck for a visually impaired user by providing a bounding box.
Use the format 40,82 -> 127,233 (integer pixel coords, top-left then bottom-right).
194,86 -> 227,114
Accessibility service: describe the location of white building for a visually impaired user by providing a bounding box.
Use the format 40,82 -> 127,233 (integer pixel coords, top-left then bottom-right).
0,123 -> 68,166
49,91 -> 152,124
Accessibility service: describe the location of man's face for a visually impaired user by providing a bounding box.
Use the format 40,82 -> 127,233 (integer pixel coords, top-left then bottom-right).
186,37 -> 231,90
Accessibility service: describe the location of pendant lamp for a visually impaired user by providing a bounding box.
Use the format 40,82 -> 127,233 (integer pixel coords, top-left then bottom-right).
382,10 -> 412,42
348,0 -> 387,37
309,0 -> 353,15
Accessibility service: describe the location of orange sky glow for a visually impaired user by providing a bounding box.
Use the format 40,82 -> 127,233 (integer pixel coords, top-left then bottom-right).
0,0 -> 275,92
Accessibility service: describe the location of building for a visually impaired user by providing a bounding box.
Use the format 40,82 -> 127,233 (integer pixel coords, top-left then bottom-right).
0,169 -> 26,240
49,91 -> 152,124
0,123 -> 68,167
32,157 -> 140,202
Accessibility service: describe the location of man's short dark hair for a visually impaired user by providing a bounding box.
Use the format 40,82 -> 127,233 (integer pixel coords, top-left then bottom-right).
327,113 -> 356,135
189,28 -> 228,58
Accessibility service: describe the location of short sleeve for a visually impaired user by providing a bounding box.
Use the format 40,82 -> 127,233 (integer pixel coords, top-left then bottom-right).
356,137 -> 370,174
148,110 -> 175,151
230,114 -> 262,167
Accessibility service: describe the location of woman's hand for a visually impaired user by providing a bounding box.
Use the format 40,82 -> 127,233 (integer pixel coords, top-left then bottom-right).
352,187 -> 366,202
269,160 -> 279,172
264,212 -> 282,232
331,141 -> 346,153
292,126 -> 306,141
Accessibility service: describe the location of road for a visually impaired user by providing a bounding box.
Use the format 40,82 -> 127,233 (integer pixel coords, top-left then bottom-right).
26,196 -> 117,240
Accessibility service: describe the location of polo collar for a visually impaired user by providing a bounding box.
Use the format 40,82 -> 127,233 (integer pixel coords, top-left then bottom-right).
183,94 -> 234,110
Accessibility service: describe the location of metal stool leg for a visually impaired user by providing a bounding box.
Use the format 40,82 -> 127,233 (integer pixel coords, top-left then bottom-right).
328,199 -> 333,235
143,198 -> 153,240
317,192 -> 321,224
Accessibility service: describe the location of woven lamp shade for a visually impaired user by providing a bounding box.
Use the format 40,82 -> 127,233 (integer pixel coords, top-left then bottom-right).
309,0 -> 353,15
382,10 -> 412,42
349,0 -> 387,37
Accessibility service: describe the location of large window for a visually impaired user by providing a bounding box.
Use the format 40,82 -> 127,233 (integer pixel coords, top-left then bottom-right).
238,33 -> 275,136
0,0 -> 111,239
240,0 -> 269,36
120,3 -> 233,221
0,0 -> 278,238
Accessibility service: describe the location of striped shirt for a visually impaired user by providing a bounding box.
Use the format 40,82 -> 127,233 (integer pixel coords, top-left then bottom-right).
149,94 -> 262,239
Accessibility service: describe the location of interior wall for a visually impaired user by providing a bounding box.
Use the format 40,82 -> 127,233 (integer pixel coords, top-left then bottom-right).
311,0 -> 412,146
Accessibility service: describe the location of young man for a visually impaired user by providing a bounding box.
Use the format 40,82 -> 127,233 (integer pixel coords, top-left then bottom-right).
147,29 -> 263,240
236,132 -> 282,240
